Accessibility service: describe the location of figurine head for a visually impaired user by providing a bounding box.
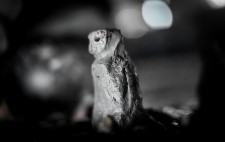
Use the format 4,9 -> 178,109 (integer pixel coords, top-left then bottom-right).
88,29 -> 124,59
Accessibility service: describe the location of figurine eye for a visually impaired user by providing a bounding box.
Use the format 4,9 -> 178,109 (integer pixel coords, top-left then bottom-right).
94,37 -> 100,42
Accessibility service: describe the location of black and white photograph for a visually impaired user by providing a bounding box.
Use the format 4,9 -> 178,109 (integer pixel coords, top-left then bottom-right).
0,0 -> 224,141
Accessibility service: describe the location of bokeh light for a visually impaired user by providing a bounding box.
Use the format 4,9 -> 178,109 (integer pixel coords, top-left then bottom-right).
206,0 -> 225,9
142,0 -> 173,30
49,58 -> 62,71
16,44 -> 90,99
26,69 -> 55,97
114,5 -> 149,38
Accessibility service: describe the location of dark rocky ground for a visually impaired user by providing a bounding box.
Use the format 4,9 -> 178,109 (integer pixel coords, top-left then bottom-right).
0,111 -> 183,142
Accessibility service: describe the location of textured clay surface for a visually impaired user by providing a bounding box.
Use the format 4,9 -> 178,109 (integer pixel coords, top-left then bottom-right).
88,29 -> 143,129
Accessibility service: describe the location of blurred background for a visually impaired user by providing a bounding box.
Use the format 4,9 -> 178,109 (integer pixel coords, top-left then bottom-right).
0,0 -> 225,137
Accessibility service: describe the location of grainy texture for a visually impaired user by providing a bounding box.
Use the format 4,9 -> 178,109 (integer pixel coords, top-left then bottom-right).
88,29 -> 143,130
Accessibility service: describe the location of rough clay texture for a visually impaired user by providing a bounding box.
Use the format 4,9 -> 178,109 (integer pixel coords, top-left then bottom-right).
88,29 -> 143,129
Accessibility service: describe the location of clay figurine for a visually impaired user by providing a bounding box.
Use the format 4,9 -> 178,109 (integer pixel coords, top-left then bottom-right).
88,29 -> 143,130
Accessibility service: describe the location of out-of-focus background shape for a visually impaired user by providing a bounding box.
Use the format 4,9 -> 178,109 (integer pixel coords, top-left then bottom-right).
142,0 -> 173,29
0,0 -> 225,135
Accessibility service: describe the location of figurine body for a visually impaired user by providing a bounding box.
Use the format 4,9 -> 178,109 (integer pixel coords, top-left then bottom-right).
88,29 -> 142,129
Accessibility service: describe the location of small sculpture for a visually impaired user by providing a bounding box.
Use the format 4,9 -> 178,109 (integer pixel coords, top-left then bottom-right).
88,29 -> 143,130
